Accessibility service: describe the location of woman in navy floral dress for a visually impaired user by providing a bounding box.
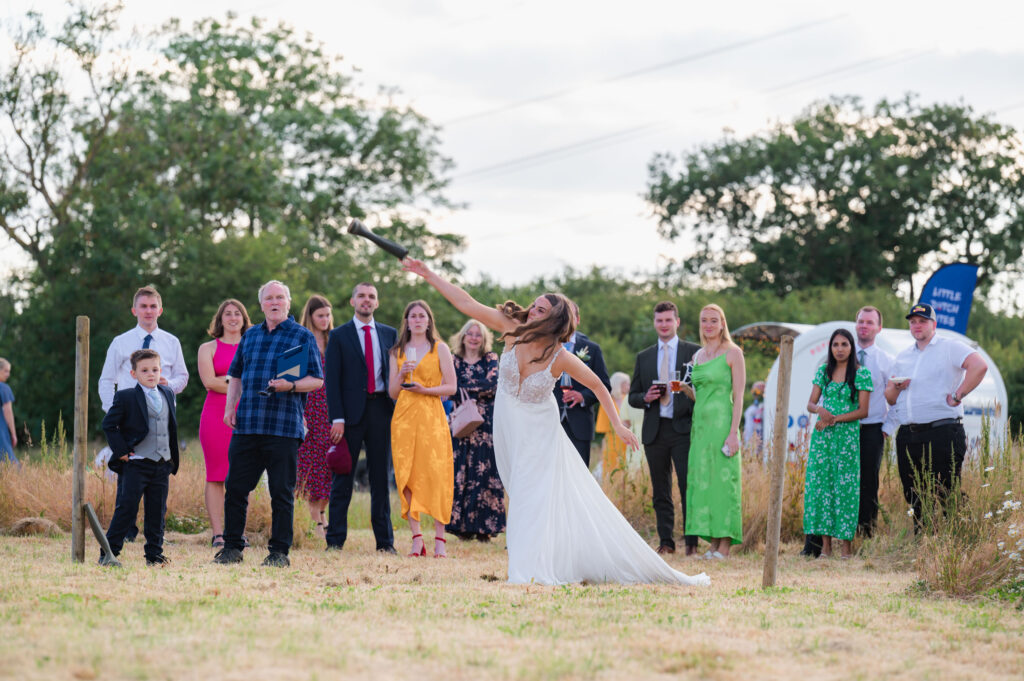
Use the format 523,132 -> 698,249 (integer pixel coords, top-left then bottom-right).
447,320 -> 506,541
297,294 -> 334,539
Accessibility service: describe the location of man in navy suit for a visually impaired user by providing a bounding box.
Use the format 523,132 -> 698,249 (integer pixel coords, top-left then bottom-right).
101,349 -> 179,565
324,282 -> 398,553
556,302 -> 611,466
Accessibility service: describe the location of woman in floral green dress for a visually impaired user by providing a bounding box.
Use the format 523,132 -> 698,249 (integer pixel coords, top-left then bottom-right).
804,328 -> 871,558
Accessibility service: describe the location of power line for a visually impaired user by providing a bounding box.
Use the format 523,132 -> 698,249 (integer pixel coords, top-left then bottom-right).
443,13 -> 846,126
453,49 -> 929,183
454,122 -> 667,180
761,49 -> 930,96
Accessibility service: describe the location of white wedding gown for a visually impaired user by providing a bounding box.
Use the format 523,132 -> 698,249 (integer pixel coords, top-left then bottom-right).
493,346 -> 711,587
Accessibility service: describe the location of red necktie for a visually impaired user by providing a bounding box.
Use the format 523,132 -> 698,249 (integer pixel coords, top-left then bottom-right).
363,325 -> 376,393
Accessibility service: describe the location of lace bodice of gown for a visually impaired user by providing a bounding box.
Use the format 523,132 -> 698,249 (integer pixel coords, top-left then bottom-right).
498,344 -> 561,404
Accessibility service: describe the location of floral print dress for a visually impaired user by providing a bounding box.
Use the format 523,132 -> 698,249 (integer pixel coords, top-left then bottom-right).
297,354 -> 332,501
447,353 -> 506,537
803,364 -> 873,541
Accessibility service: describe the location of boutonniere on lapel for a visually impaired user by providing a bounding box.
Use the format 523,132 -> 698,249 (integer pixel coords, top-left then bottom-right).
575,346 -> 590,362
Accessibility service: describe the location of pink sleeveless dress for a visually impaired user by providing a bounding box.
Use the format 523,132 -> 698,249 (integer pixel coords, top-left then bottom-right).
199,339 -> 238,482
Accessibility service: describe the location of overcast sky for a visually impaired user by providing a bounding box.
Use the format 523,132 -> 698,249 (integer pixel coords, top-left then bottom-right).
4,0 -> 1024,291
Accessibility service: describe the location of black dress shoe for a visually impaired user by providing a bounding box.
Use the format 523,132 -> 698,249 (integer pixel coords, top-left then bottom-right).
213,547 -> 243,564
376,546 -> 398,555
262,551 -> 290,568
656,544 -> 676,555
325,544 -> 344,552
146,554 -> 171,566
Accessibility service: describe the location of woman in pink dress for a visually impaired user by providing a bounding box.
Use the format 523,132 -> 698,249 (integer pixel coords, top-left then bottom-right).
297,294 -> 334,539
198,299 -> 251,547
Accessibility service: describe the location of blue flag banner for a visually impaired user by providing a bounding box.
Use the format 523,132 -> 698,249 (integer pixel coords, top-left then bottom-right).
920,263 -> 979,334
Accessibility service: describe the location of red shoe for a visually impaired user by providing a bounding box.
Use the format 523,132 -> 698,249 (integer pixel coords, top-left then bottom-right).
408,534 -> 425,557
434,536 -> 447,558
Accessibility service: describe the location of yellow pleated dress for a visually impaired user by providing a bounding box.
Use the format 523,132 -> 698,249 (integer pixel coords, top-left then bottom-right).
596,398 -> 628,481
391,345 -> 455,524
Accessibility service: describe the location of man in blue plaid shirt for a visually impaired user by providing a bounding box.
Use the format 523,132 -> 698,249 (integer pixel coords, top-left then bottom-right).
215,280 -> 324,568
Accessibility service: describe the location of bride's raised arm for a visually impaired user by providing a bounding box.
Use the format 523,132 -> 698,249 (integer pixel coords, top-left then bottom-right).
403,258 -> 518,336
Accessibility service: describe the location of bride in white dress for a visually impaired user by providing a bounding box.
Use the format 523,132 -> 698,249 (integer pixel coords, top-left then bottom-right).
404,259 -> 709,587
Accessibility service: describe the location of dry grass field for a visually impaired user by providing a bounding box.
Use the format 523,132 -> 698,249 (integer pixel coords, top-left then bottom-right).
1,528 -> 1023,681
2,428 -> 1022,680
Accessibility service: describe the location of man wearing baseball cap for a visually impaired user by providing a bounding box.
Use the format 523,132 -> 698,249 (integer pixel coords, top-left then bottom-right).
884,303 -> 987,529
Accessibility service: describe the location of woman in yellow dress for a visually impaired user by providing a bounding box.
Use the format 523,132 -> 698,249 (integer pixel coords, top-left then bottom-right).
596,372 -> 632,481
389,300 -> 457,557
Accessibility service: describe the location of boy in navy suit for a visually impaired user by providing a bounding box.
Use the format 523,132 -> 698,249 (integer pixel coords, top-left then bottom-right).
101,349 -> 180,566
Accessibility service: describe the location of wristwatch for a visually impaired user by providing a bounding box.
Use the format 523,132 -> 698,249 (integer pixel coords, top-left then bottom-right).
951,391 -> 962,404
288,381 -> 297,393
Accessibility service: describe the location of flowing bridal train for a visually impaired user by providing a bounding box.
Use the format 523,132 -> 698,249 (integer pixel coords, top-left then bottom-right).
494,345 -> 710,586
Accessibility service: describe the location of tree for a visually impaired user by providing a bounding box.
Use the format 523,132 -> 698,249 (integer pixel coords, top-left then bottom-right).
0,4 -> 459,436
645,95 -> 1024,297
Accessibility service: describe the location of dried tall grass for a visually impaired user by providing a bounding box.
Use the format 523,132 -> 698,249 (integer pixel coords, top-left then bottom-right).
0,448 -> 318,550
910,427 -> 1024,598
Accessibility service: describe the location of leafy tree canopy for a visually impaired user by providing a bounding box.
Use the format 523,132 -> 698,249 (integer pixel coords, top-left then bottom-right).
0,3 -> 459,434
646,95 -> 1024,297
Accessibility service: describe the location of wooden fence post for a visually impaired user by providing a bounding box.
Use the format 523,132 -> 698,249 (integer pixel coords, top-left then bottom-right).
762,335 -> 794,588
71,316 -> 89,563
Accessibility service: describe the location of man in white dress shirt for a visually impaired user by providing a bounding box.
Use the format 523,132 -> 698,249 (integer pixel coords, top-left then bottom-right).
98,286 -> 189,411
98,285 -> 189,540
852,306 -> 898,536
885,303 -> 987,529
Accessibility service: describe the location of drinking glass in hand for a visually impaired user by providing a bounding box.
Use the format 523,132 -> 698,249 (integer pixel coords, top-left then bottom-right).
560,372 -> 573,401
652,380 -> 668,398
402,347 -> 418,387
669,370 -> 683,393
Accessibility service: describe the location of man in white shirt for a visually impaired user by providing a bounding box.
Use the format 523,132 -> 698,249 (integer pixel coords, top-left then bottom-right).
853,306 -> 898,536
97,285 -> 189,540
98,286 -> 189,411
885,303 -> 987,528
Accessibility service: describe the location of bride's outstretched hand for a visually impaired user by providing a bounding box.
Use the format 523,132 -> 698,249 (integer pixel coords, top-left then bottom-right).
615,423 -> 640,450
402,257 -> 430,279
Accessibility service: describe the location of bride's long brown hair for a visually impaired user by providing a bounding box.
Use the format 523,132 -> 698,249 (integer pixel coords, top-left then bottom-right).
498,293 -> 576,365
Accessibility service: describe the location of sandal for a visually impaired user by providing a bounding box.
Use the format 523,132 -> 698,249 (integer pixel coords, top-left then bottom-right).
211,534 -> 225,548
434,536 -> 447,558
408,534 -> 425,557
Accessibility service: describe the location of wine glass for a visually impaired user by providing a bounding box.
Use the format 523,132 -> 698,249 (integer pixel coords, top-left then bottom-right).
405,346 -> 418,383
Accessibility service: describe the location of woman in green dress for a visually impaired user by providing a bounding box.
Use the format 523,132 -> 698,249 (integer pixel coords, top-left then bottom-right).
681,304 -> 746,560
804,328 -> 871,558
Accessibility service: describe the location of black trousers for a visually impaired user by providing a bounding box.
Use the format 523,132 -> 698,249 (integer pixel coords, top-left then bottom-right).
644,418 -> 697,550
857,423 -> 885,536
562,422 -> 591,467
114,472 -> 139,541
224,434 -> 299,555
106,459 -> 171,560
896,422 -> 967,528
326,396 -> 395,550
